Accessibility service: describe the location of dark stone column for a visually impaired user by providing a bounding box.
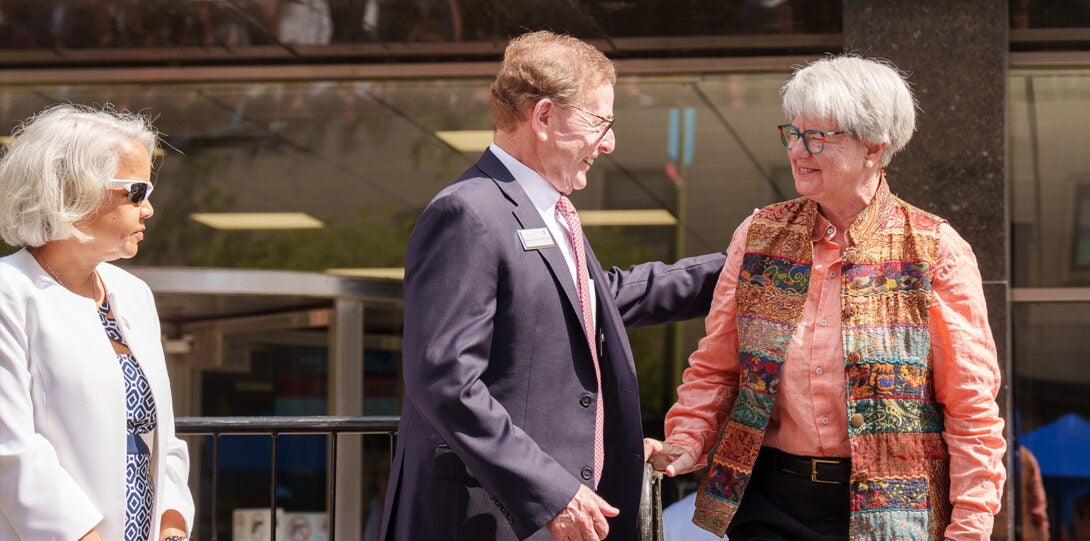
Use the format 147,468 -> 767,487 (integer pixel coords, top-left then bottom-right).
843,1 -> 1012,539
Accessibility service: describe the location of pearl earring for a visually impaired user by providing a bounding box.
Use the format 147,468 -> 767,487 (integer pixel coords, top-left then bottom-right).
865,159 -> 874,168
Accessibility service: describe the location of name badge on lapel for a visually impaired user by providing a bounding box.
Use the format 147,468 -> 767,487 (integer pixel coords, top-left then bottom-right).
517,228 -> 556,251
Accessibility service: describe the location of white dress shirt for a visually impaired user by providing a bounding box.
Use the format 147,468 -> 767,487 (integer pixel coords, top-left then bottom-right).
490,143 -> 597,328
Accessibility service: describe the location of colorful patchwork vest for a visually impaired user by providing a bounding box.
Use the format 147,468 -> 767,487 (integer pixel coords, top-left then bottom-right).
692,180 -> 952,540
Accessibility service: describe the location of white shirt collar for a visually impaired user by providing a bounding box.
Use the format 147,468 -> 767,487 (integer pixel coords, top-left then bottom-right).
489,143 -> 561,214
487,145 -> 596,324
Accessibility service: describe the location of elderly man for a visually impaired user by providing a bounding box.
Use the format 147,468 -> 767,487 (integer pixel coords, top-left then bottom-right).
380,31 -> 725,541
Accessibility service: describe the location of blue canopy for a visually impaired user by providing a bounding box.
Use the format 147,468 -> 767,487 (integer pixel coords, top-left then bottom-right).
1021,413 -> 1090,479
1021,412 -> 1090,525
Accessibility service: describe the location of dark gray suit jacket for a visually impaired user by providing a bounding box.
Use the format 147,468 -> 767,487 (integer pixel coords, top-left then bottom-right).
381,150 -> 726,540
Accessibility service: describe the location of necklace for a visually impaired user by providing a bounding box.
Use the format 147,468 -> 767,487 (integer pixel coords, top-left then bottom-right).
30,247 -> 101,303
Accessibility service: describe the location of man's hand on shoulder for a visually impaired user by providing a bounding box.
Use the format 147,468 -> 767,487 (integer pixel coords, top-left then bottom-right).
546,484 -> 619,541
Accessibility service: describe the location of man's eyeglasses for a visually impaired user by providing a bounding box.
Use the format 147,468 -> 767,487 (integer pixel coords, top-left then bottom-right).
778,124 -> 851,155
105,179 -> 154,204
566,103 -> 615,138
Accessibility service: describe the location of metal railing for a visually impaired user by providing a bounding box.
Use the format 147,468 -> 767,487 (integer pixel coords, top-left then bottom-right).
176,416 -> 399,541
176,416 -> 662,541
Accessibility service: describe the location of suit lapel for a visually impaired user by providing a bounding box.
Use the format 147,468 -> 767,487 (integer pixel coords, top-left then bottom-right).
477,151 -> 582,320
584,243 -> 638,386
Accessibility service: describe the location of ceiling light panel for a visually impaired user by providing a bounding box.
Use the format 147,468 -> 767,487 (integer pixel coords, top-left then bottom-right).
190,212 -> 325,230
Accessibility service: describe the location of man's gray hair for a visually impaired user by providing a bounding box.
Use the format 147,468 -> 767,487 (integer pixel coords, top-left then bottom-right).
0,103 -> 159,247
781,54 -> 917,167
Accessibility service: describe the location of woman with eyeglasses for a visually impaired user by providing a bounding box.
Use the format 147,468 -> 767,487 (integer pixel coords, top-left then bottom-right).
0,104 -> 193,541
645,55 -> 1006,540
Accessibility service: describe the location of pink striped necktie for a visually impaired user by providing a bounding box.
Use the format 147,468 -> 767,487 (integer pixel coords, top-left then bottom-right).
555,195 -> 605,488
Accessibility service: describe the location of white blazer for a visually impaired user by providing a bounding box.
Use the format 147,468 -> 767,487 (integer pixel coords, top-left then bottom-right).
0,249 -> 194,540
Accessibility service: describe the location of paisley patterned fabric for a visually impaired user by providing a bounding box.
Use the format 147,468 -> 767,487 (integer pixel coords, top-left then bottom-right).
692,179 -> 952,540
99,299 -> 158,541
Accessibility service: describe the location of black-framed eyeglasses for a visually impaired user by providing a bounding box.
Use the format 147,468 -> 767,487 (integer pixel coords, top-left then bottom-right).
778,124 -> 851,155
105,178 -> 154,204
565,103 -> 616,138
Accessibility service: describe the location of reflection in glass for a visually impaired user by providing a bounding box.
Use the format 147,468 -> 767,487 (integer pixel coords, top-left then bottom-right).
1010,70 -> 1090,287
0,70 -> 798,433
0,0 -> 843,53
191,304 -> 400,539
1010,0 -> 1090,29
1013,302 -> 1090,540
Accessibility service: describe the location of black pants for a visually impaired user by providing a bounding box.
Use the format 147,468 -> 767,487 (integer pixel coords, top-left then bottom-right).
726,447 -> 851,541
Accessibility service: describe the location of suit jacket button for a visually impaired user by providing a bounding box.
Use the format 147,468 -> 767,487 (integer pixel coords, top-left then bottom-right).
580,394 -> 592,408
850,413 -> 865,427
581,467 -> 593,480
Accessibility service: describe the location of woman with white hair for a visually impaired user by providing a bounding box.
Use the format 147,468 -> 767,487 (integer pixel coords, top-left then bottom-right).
0,104 -> 193,541
646,55 -> 1006,540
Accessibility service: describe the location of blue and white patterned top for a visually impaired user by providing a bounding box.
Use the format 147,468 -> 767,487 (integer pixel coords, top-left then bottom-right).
98,298 -> 158,541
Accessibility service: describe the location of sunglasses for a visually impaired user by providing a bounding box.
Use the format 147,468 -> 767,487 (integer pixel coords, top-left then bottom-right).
104,179 -> 154,204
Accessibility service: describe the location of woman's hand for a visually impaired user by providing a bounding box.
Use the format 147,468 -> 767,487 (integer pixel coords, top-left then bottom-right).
643,438 -> 696,477
159,509 -> 188,540
78,529 -> 103,541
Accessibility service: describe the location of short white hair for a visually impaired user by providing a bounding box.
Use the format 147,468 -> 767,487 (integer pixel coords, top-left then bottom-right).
781,54 -> 917,167
0,104 -> 158,247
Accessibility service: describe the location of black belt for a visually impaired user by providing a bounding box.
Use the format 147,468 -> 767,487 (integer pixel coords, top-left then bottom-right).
766,447 -> 850,485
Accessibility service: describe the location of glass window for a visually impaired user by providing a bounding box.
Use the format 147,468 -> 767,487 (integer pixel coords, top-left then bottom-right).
1010,69 -> 1090,287
1011,0 -> 1090,29
0,73 -> 797,531
0,70 -> 793,410
1011,65 -> 1090,539
0,0 -> 843,53
190,301 -> 400,539
1012,301 -> 1090,541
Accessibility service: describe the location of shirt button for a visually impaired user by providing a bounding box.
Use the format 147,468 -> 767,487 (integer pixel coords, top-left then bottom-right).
579,394 -> 592,408
829,270 -> 837,277
821,417 -> 830,425
820,318 -> 828,326
816,367 -> 824,375
850,413 -> 865,427
581,467 -> 593,480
